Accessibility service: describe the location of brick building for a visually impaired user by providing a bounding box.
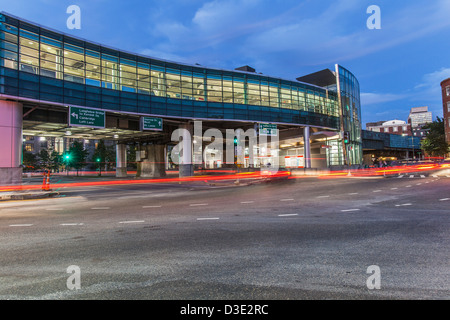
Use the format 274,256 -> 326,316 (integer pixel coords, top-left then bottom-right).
441,78 -> 450,146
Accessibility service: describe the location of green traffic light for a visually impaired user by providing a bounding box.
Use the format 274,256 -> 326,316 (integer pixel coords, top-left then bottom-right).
96,158 -> 101,162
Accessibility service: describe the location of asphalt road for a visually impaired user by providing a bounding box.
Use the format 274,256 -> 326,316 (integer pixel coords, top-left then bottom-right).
0,174 -> 449,300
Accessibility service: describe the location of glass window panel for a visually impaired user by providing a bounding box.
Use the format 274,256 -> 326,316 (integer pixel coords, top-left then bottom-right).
64,43 -> 83,53
102,54 -> 118,69
86,63 -> 101,80
181,76 -> 192,87
121,69 -> 137,80
20,54 -> 39,66
40,52 -> 61,65
20,29 -> 39,42
41,36 -> 62,48
0,31 -> 18,44
40,59 -> 58,71
20,45 -> 39,58
120,58 -> 136,67
0,23 -> 18,35
64,49 -> 84,63
64,57 -> 85,73
86,50 -> 100,66
1,58 -> 17,69
1,40 -> 17,52
40,44 -> 62,58
166,68 -> 180,74
64,64 -> 84,77
1,49 -> 18,61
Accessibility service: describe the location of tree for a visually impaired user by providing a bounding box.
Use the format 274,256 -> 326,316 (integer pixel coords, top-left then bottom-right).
420,117 -> 450,158
38,149 -> 51,170
68,141 -> 88,176
92,140 -> 115,176
49,150 -> 62,172
22,150 -> 38,171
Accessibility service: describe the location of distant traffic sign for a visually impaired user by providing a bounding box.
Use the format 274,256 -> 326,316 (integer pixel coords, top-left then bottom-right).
141,117 -> 163,131
69,106 -> 105,129
259,123 -> 277,136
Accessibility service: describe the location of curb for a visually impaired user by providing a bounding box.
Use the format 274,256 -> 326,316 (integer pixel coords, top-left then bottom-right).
0,191 -> 59,201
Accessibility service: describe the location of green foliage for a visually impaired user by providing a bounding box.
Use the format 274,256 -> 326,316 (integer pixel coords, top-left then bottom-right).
91,140 -> 115,175
420,117 -> 450,157
22,150 -> 38,170
68,141 -> 88,175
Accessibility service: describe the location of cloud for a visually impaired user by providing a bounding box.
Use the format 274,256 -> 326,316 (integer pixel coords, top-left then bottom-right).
415,68 -> 450,91
361,92 -> 407,106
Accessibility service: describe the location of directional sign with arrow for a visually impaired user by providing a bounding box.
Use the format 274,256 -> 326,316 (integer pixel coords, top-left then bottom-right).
141,117 -> 163,131
69,106 -> 105,129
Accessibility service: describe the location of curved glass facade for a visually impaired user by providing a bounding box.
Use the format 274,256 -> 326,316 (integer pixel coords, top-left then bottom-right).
0,13 -> 340,129
336,65 -> 362,166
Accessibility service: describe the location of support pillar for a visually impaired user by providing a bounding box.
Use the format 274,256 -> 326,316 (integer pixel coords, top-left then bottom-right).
116,143 -> 127,177
179,123 -> 194,177
136,144 -> 166,178
0,100 -> 23,185
303,126 -> 312,169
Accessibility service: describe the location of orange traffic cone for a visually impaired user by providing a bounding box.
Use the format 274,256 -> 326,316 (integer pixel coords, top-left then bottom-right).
46,172 -> 50,191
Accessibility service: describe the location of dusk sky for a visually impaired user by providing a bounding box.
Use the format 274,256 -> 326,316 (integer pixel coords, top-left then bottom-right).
1,0 -> 450,126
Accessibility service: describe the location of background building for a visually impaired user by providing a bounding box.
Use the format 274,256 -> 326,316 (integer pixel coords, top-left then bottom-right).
408,106 -> 432,139
366,120 -> 411,136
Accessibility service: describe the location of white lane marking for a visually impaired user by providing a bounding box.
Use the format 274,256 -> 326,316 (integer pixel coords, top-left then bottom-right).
406,185 -> 412,188
197,217 -> 220,221
409,175 -> 415,178
278,213 -> 298,217
395,203 -> 412,207
142,205 -> 162,208
439,198 -> 450,201
240,201 -> 254,204
46,208 -> 64,211
91,207 -> 110,210
416,183 -> 422,185
373,190 -> 382,193
420,175 -> 425,178
190,203 -> 208,207
341,209 -> 360,212
432,175 -> 438,178
398,175 -> 404,178
9,224 -> 33,227
280,198 -> 295,201
316,195 -> 330,198
119,220 -> 145,224
348,192 -> 359,195
60,223 -> 84,226
391,188 -> 398,190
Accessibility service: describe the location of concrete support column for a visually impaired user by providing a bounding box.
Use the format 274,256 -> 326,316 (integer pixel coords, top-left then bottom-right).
0,100 -> 23,185
116,143 -> 127,178
137,144 -> 166,178
179,123 -> 194,177
303,126 -> 312,169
